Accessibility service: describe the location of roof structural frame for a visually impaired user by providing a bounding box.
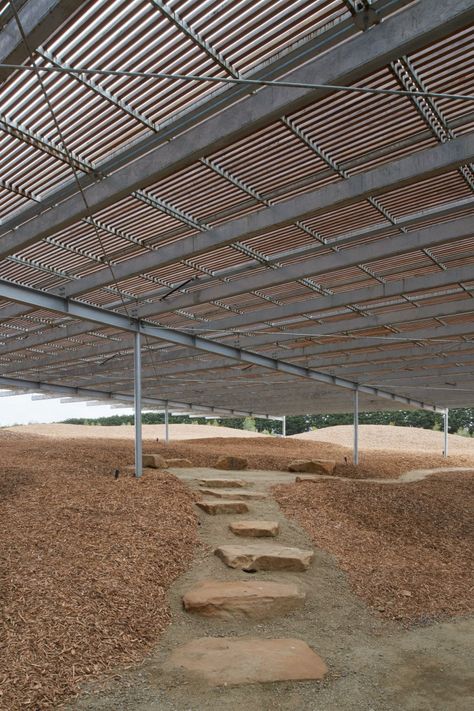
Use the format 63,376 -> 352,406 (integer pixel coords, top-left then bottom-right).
1,0 -> 471,253
46,135 -> 474,299
1,213 -> 472,356
1,0 -> 474,429
0,277 -> 444,413
0,0 -> 86,80
0,375 -> 275,418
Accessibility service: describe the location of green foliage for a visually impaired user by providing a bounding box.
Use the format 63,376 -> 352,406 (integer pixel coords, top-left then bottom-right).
242,416 -> 257,431
61,408 -> 474,436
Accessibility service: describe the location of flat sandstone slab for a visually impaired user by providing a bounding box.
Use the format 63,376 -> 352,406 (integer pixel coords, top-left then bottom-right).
229,520 -> 279,537
215,455 -> 248,470
199,488 -> 266,500
142,453 -> 167,469
182,580 -> 305,619
215,544 -> 314,571
199,478 -> 248,488
166,458 -> 192,467
164,637 -> 327,686
196,500 -> 249,515
288,459 -> 336,475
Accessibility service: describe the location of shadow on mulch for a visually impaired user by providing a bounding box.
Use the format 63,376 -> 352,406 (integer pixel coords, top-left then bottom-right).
0,435 -> 199,711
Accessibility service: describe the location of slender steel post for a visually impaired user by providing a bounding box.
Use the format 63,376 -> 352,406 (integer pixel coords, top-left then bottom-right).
443,408 -> 449,457
353,387 -> 359,465
282,415 -> 286,437
134,331 -> 142,477
165,401 -> 169,442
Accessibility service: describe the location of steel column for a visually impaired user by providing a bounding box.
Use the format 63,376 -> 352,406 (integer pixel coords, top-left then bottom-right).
444,409 -> 449,457
134,332 -> 142,478
354,387 -> 359,465
165,402 -> 169,442
282,416 -> 286,437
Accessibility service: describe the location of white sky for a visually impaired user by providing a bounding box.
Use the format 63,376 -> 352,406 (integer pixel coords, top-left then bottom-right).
0,392 -> 132,426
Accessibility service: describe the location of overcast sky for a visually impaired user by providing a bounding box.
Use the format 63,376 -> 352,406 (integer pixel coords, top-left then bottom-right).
0,392 -> 131,426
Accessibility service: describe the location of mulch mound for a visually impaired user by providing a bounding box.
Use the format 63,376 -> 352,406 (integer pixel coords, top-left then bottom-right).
273,473 -> 474,625
0,435 -> 199,710
148,436 -> 474,479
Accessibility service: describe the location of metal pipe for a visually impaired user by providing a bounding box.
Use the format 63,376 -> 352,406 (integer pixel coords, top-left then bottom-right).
354,387 -> 359,465
165,401 -> 169,442
443,408 -> 449,457
282,415 -> 286,437
134,332 -> 142,477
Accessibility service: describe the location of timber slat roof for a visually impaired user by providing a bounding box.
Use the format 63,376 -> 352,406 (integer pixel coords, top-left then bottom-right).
0,0 -> 473,415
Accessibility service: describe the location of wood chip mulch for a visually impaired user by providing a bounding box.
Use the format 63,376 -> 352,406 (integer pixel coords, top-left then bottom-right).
0,434 -> 199,710
273,473 -> 474,625
146,436 -> 474,479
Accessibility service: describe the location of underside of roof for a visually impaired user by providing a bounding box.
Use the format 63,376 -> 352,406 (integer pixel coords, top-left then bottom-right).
0,0 -> 473,416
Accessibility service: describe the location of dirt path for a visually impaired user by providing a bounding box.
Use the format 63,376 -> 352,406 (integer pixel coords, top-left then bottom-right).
171,465 -> 474,486
67,465 -> 474,711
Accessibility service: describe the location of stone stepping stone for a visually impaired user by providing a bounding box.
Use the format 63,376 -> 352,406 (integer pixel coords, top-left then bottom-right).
215,455 -> 248,471
142,453 -> 166,469
196,500 -> 249,515
199,478 -> 248,488
295,475 -> 325,483
288,459 -> 336,474
215,544 -> 314,572
163,637 -> 327,686
166,458 -> 192,467
182,580 -> 305,620
199,488 -> 266,500
229,520 -> 279,538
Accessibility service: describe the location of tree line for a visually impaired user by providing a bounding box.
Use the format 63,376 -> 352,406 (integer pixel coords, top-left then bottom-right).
62,407 -> 474,436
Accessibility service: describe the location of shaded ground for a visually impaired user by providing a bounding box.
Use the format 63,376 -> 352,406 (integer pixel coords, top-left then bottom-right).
273,472 -> 474,624
66,467 -> 474,711
4,426 -> 474,479
1,432 -> 473,709
147,434 -> 474,479
0,435 -> 199,710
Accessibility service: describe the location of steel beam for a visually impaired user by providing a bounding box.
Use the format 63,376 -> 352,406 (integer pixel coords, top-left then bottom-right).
133,204 -> 474,320
0,277 -> 443,412
0,0 -> 83,81
200,263 -> 474,332
1,0 -> 472,259
3,316 -> 474,382
0,0 -> 400,233
367,365 -> 474,384
64,343 -> 474,382
51,137 -> 474,299
0,375 -> 274,418
1,196 -> 468,335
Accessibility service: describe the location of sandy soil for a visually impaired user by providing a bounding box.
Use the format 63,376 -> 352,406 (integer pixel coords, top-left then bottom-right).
66,467 -> 474,711
294,424 -> 474,454
4,423 -> 269,440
